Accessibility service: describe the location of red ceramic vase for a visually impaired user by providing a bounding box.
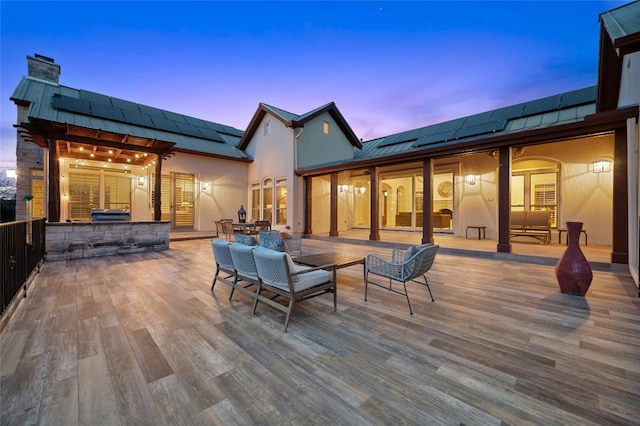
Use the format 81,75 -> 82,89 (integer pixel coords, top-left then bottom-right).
555,221 -> 593,296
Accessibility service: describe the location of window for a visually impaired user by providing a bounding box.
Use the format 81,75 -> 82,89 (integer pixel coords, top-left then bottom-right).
323,121 -> 330,134
104,175 -> 131,210
262,178 -> 273,221
30,169 -> 44,218
251,183 -> 261,221
275,178 -> 287,225
512,170 -> 558,227
68,172 -> 100,221
264,121 -> 271,136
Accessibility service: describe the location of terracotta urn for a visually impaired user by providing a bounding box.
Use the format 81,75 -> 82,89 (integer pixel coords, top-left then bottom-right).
555,221 -> 593,296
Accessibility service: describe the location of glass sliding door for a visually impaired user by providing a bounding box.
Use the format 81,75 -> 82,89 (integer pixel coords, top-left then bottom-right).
433,172 -> 454,230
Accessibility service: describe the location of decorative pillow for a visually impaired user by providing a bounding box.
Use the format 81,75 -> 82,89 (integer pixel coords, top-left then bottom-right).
403,245 -> 420,262
234,234 -> 258,246
258,231 -> 287,252
284,252 -> 310,281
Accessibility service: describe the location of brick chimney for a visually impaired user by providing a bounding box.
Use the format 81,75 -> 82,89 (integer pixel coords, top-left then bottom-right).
27,53 -> 60,83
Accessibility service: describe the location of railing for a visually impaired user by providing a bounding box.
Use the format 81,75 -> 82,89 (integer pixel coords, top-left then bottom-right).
1,218 -> 46,320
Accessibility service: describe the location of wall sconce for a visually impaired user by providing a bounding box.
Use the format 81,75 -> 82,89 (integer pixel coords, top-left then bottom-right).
358,187 -> 366,194
339,184 -> 349,192
383,190 -> 388,197
465,174 -> 477,185
592,157 -> 612,173
201,181 -> 209,191
138,176 -> 146,186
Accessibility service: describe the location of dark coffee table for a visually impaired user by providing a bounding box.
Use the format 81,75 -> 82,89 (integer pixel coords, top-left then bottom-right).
294,252 -> 365,280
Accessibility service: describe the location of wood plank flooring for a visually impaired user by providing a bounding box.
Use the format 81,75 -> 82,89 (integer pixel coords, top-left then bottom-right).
1,238 -> 639,425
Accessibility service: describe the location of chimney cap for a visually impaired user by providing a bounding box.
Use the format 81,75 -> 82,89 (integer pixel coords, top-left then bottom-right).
34,53 -> 55,63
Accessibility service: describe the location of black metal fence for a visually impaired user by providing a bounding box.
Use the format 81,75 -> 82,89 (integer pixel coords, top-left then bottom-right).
1,218 -> 46,317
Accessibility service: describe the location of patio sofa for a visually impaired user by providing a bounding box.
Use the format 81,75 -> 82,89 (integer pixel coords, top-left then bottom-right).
510,210 -> 552,244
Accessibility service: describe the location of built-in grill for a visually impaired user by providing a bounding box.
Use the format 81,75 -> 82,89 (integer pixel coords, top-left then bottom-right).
91,209 -> 131,222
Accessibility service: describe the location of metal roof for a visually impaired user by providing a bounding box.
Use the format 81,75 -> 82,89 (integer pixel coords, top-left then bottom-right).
600,1 -> 640,43
341,86 -> 598,165
11,76 -> 248,160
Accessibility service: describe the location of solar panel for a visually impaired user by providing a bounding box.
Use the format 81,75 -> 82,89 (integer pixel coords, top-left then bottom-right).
520,95 -> 560,117
52,94 -> 91,115
460,111 -> 494,128
162,110 -> 188,123
559,87 -> 596,108
196,127 -> 224,142
79,90 -> 111,105
137,104 -> 166,117
90,102 -> 124,121
174,122 -> 204,138
122,109 -> 155,127
432,117 -> 466,133
489,104 -> 524,121
183,116 -> 208,127
453,120 -> 507,139
413,129 -> 457,148
111,97 -> 140,111
150,116 -> 180,133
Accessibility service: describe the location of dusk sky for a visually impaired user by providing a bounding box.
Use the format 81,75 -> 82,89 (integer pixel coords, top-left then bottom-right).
0,1 -> 629,168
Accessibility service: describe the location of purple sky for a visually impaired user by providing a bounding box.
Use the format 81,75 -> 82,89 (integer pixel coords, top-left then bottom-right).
0,1 -> 629,168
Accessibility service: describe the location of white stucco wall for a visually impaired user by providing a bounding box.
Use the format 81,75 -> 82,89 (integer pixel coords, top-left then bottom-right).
245,113 -> 304,233
618,51 -> 640,108
162,152 -> 248,231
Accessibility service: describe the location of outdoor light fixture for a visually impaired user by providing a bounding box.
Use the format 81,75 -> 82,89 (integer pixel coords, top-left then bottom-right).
201,181 -> 209,191
465,174 -> 477,185
138,176 -> 146,186
238,205 -> 247,223
593,157 -> 612,173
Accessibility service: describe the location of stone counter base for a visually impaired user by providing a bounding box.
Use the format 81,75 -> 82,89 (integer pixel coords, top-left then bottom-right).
46,221 -> 170,261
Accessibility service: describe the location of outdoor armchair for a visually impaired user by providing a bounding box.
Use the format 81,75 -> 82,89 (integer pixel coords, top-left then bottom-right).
365,244 -> 439,315
228,242 -> 260,298
211,238 -> 237,300
252,246 -> 337,332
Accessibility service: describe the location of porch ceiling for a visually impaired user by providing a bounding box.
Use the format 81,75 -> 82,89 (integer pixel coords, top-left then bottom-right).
17,117 -> 175,167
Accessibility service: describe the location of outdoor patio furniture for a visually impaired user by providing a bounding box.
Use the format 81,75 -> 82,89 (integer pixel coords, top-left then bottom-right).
252,246 -> 337,332
221,220 -> 238,241
283,232 -> 303,256
510,210 -> 552,244
228,242 -> 261,297
258,230 -> 288,252
365,244 -> 439,315
249,220 -> 271,235
210,238 -> 237,300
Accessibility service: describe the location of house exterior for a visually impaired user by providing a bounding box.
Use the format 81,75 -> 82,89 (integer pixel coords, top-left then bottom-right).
11,2 -> 640,290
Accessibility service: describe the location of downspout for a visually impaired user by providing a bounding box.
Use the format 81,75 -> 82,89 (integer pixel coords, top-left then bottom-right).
294,128 -> 304,233
294,127 -> 303,170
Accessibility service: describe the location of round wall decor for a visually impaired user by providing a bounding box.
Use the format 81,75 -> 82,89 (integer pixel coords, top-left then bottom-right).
437,181 -> 453,198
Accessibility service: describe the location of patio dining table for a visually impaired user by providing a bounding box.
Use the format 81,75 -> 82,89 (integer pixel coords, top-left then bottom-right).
293,252 -> 366,281
232,222 -> 256,234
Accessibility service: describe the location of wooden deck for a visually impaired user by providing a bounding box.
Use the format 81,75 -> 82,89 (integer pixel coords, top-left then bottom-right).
1,238 -> 639,425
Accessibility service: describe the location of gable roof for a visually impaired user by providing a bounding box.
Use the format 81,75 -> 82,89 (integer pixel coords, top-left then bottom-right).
600,1 -> 640,54
237,101 -> 362,150
11,76 -> 248,160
